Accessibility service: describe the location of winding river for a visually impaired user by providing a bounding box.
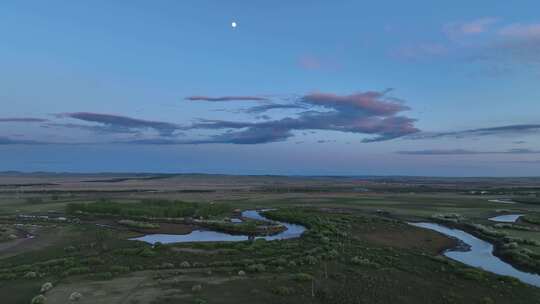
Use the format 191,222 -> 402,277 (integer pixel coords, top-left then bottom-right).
130,210 -> 306,244
410,222 -> 540,287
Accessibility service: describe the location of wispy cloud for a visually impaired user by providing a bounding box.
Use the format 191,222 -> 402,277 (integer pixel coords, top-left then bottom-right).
444,17 -> 499,38
392,18 -> 540,69
0,117 -> 48,123
408,124 -> 540,140
182,90 -> 419,144
397,148 -> 540,155
244,103 -> 308,114
4,90 -> 420,145
185,96 -> 270,102
55,112 -> 182,136
0,136 -> 43,145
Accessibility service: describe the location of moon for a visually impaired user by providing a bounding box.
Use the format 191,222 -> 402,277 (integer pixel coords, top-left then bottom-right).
231,21 -> 237,28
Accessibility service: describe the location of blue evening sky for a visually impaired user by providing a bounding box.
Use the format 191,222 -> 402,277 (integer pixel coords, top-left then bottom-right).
1,1 -> 539,176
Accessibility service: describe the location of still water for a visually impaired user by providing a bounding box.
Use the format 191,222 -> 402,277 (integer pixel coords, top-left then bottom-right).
488,214 -> 523,223
410,222 -> 540,287
130,210 -> 306,244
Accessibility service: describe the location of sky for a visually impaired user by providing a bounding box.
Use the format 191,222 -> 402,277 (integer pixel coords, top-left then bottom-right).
1,0 -> 540,176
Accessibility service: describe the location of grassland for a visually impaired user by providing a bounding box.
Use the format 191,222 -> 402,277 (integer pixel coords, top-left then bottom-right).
1,173 -> 540,304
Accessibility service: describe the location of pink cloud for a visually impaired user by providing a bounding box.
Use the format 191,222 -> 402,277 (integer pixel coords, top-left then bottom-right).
498,23 -> 540,39
302,91 -> 409,116
297,55 -> 341,71
444,17 -> 499,37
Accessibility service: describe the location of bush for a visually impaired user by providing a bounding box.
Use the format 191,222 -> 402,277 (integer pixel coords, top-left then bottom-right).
502,242 -> 519,249
41,282 -> 53,293
271,286 -> 294,296
431,213 -> 465,223
64,246 -> 77,252
350,256 -> 378,267
69,292 -> 82,302
31,295 -> 46,304
304,255 -> 318,265
271,258 -> 287,266
139,248 -> 157,257
110,265 -> 130,274
0,273 -> 17,280
24,271 -> 37,279
247,264 -> 266,273
326,249 -> 339,259
118,219 -> 160,229
192,284 -> 203,292
292,273 -> 313,282
66,200 -> 230,219
180,261 -> 191,268
457,268 -> 485,281
85,257 -> 104,265
90,272 -> 113,280
469,224 -> 507,238
64,267 -> 90,276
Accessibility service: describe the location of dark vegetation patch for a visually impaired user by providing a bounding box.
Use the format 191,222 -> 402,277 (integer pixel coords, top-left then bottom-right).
66,199 -> 230,219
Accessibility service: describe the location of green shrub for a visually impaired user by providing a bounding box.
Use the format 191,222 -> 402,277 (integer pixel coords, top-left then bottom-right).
24,271 -> 37,279
271,286 -> 294,296
139,248 -> 157,257
247,264 -> 266,273
110,265 -> 130,273
350,256 -> 378,267
180,261 -> 191,268
292,273 -> 313,282
69,291 -> 83,301
457,268 -> 485,281
90,272 -> 113,280
0,273 -> 17,280
40,282 -> 53,293
118,219 -> 160,229
304,255 -> 318,265
192,284 -> 203,292
31,295 -> 46,304
66,200 -> 230,219
85,257 -> 104,265
64,267 -> 91,276
271,258 -> 287,266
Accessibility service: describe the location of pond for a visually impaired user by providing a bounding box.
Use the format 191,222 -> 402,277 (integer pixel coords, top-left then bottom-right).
130,210 -> 306,244
410,222 -> 540,287
488,214 -> 523,223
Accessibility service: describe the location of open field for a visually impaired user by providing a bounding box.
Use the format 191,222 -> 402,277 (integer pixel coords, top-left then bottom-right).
1,173 -> 540,304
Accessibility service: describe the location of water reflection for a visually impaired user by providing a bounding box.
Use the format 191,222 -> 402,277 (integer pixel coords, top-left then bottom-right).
410,222 -> 540,287
130,210 -> 306,244
488,214 -> 523,223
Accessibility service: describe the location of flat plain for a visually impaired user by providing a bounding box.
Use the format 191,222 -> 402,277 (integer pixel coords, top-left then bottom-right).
1,173 -> 540,304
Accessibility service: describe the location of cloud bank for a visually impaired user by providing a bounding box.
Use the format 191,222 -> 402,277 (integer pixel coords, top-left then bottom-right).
397,148 -> 540,155
0,118 -> 48,123
55,112 -> 181,136
181,90 -> 419,144
186,96 -> 270,102
408,124 -> 540,140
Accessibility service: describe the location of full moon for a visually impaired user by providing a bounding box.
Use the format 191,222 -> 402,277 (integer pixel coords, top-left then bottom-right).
231,21 -> 237,28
